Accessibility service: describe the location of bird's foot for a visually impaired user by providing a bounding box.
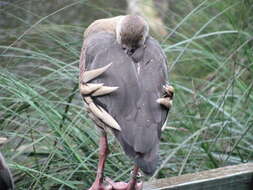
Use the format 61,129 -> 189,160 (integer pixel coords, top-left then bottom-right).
82,96 -> 121,131
163,84 -> 174,99
79,62 -> 118,97
88,180 -> 111,190
105,178 -> 143,190
79,63 -> 121,131
80,83 -> 118,97
81,63 -> 113,83
156,84 -> 174,109
79,65 -> 121,131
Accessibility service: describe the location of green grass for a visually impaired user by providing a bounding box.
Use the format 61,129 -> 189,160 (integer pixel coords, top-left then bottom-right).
0,0 -> 252,189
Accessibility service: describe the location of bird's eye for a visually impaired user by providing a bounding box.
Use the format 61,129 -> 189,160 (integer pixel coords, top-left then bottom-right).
130,48 -> 135,54
122,44 -> 127,50
127,48 -> 136,56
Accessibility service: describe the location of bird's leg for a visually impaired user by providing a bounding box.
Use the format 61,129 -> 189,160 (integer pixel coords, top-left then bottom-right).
105,166 -> 143,190
89,130 -> 110,190
126,166 -> 143,190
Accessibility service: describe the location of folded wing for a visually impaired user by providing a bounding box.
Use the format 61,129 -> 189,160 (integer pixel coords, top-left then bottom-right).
81,32 -> 168,175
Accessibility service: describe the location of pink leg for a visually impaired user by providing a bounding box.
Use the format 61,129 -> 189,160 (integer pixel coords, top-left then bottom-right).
126,166 -> 143,190
105,166 -> 143,190
89,130 -> 109,190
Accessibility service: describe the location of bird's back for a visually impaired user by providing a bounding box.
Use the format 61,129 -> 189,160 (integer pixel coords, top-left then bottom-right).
84,16 -> 123,39
81,32 -> 168,175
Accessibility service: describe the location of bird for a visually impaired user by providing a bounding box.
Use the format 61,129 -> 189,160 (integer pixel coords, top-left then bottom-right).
79,15 -> 174,190
0,152 -> 14,190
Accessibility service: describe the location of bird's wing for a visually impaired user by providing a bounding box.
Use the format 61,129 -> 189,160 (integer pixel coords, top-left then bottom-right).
0,153 -> 14,190
81,32 -> 168,175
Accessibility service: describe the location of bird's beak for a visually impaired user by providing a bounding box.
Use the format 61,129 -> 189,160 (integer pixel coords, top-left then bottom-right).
126,48 -> 135,56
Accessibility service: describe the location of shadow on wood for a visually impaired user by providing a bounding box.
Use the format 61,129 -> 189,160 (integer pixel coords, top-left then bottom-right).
144,163 -> 253,190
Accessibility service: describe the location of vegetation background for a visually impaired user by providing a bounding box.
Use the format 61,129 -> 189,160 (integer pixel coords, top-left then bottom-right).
0,0 -> 252,189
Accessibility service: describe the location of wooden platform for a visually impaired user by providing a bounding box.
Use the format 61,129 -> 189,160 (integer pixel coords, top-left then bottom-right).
144,163 -> 253,190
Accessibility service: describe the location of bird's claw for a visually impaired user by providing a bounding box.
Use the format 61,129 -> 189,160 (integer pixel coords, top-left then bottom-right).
80,83 -> 118,97
80,62 -> 118,97
81,62 -> 113,83
163,84 -> 174,99
80,83 -> 104,95
88,181 -> 112,190
79,62 -> 121,131
130,170 -> 142,179
157,84 -> 174,109
84,97 -> 121,131
105,177 -> 143,190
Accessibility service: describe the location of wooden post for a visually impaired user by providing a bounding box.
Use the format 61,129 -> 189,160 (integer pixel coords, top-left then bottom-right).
144,163 -> 253,190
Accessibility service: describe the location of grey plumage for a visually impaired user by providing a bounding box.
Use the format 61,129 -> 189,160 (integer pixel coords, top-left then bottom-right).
81,32 -> 168,175
0,153 -> 14,190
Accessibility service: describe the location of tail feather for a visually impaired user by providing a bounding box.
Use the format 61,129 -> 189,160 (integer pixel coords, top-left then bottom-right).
134,145 -> 159,175
116,133 -> 159,175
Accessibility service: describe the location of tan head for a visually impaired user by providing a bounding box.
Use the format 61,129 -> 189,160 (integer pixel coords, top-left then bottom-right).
116,15 -> 149,55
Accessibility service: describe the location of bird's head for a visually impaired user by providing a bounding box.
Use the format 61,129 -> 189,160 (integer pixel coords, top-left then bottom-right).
116,15 -> 149,55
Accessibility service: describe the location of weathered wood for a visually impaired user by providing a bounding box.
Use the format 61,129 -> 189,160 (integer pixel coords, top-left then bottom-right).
144,163 -> 253,190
